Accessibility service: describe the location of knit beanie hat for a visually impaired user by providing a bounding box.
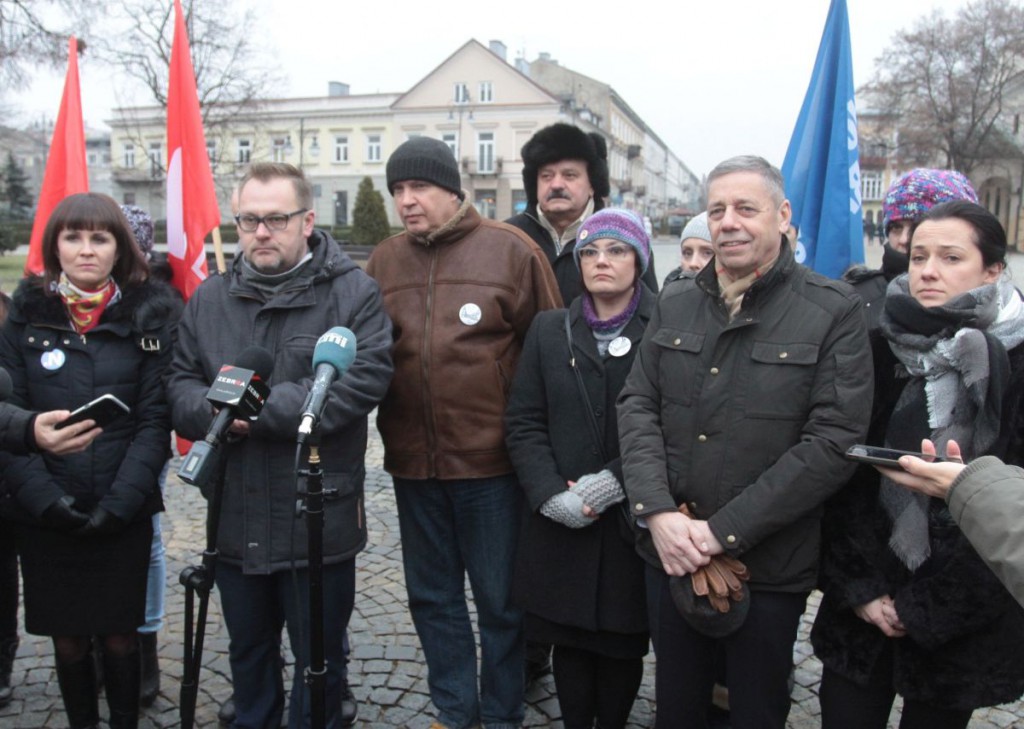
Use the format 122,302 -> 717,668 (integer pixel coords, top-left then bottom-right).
120,204 -> 154,256
883,169 -> 978,227
521,123 -> 610,211
386,137 -> 462,197
680,211 -> 711,243
574,208 -> 650,273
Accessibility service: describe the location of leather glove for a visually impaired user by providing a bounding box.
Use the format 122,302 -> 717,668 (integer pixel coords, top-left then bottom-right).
73,506 -> 125,537
677,502 -> 750,613
41,495 -> 90,532
692,555 -> 751,613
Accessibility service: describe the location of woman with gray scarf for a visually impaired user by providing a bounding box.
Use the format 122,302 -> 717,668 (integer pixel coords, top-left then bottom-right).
812,200 -> 1024,729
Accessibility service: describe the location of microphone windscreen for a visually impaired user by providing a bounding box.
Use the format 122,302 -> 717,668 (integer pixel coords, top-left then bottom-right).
234,346 -> 275,380
0,367 -> 12,402
312,327 -> 357,377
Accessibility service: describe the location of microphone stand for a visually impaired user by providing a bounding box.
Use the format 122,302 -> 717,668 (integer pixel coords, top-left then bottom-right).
178,447 -> 229,729
297,429 -> 333,729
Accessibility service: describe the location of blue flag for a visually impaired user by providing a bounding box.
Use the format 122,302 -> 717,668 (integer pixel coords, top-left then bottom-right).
781,0 -> 863,279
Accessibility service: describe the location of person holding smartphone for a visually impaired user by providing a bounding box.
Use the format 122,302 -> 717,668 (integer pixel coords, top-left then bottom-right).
812,201 -> 1024,729
0,193 -> 176,729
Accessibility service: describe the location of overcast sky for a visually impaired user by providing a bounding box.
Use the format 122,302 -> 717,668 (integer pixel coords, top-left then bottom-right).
8,0 -> 971,178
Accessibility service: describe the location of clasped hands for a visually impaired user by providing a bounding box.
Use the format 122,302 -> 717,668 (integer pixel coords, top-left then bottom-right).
855,594 -> 906,638
647,504 -> 725,576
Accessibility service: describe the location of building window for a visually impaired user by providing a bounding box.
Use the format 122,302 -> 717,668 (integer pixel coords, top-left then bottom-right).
272,136 -> 288,163
123,143 -> 135,168
479,81 -> 493,103
206,140 -> 218,166
334,135 -> 349,163
123,192 -> 136,206
477,132 -> 494,173
237,139 -> 252,164
366,134 -> 382,163
454,82 -> 470,104
442,132 -> 458,158
861,171 -> 884,201
475,189 -> 496,219
87,152 -> 98,165
148,142 -> 161,177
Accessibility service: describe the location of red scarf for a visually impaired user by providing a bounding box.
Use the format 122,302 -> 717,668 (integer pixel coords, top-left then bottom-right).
57,272 -> 116,333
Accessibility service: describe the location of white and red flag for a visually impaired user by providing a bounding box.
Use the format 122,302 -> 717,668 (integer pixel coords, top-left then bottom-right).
166,0 -> 219,300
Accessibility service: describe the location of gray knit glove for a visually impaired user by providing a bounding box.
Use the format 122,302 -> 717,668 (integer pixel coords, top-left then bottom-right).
572,469 -> 625,514
540,490 -> 592,529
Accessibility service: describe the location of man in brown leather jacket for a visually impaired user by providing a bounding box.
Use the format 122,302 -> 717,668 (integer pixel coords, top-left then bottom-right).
367,137 -> 561,729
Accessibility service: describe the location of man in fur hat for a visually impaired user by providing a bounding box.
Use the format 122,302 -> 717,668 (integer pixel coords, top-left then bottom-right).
507,123 -> 659,304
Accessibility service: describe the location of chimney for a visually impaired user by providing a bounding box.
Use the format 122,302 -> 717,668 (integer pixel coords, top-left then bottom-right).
489,40 -> 507,62
328,82 -> 350,97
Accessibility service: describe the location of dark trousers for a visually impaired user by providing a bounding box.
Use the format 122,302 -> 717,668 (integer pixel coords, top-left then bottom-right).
552,644 -> 643,729
0,525 -> 16,642
646,564 -> 807,729
215,559 -> 355,729
819,660 -> 973,729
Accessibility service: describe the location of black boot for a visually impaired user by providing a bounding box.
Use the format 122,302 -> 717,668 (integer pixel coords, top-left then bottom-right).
55,653 -> 100,729
102,648 -> 141,729
138,632 -> 159,707
0,636 -> 17,707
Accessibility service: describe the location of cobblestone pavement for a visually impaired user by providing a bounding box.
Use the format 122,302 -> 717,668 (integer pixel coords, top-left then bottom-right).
2,424 -> 1023,728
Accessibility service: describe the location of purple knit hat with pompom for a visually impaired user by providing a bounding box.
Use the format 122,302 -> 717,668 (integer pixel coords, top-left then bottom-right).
882,169 -> 978,228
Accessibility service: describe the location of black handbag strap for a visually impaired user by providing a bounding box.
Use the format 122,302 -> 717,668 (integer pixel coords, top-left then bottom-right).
565,310 -> 608,463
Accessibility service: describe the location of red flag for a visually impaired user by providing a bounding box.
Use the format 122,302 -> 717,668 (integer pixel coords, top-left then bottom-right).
25,37 -> 89,276
166,0 -> 218,300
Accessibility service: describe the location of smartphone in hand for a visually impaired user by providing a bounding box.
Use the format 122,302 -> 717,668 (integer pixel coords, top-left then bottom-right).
845,445 -> 947,470
54,394 -> 131,430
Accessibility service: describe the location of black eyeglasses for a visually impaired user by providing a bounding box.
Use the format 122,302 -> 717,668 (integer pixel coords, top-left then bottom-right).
235,209 -> 307,232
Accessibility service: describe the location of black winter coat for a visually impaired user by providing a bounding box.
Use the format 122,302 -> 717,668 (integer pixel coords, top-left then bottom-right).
506,212 -> 660,305
505,290 -> 653,640
167,229 -> 394,573
617,241 -> 873,591
0,278 -> 176,525
812,334 -> 1024,710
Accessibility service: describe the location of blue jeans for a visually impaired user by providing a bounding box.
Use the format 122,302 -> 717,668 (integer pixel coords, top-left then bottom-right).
141,461 -> 170,634
215,559 -> 355,729
393,474 -> 525,729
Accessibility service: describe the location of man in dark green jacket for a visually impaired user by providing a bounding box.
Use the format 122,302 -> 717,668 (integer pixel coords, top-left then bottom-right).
617,155 -> 872,729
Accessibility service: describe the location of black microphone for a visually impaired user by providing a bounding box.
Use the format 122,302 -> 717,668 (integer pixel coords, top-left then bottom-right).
179,346 -> 274,486
297,328 -> 357,443
0,368 -> 12,402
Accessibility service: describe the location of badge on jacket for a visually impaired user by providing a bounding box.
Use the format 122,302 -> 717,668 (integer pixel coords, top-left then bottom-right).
608,337 -> 631,357
459,303 -> 482,326
41,349 -> 66,371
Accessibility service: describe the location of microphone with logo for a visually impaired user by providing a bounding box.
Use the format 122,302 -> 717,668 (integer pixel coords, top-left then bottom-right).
178,346 -> 274,486
297,327 -> 357,444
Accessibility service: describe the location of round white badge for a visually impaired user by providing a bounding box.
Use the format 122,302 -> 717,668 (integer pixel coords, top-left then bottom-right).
608,336 -> 631,357
41,349 -> 66,371
459,303 -> 482,326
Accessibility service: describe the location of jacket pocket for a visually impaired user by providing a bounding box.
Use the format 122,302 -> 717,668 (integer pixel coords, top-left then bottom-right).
651,328 -> 705,405
322,469 -> 367,559
274,334 -> 319,383
745,341 -> 819,419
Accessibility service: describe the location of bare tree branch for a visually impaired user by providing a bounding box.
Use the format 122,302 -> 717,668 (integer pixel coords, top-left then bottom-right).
862,0 -> 1024,174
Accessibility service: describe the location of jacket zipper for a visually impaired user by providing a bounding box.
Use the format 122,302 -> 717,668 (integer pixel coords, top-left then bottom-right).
422,249 -> 438,474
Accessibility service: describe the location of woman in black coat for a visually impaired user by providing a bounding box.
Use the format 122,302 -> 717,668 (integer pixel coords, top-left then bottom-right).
0,193 -> 176,729
812,201 -> 1024,729
505,209 -> 652,729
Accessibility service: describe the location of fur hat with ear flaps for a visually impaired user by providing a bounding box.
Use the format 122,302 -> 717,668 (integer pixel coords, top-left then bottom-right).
520,123 -> 610,212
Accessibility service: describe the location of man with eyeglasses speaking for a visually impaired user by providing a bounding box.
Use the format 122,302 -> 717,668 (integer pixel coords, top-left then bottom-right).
167,162 -> 393,728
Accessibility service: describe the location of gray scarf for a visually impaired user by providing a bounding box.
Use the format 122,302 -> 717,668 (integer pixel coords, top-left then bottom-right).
878,274 -> 1024,569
